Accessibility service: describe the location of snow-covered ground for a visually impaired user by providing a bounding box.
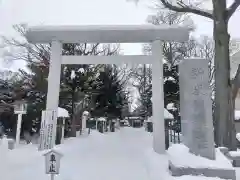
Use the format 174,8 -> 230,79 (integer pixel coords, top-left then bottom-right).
0,127 -> 238,180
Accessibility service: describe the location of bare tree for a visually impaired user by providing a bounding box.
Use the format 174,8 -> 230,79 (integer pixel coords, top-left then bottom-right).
131,11 -> 196,118
129,0 -> 240,150
144,11 -> 196,66
194,36 -> 215,87
162,0 -> 240,151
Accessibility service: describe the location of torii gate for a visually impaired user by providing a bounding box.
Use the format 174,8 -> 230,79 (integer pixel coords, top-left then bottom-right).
26,25 -> 190,154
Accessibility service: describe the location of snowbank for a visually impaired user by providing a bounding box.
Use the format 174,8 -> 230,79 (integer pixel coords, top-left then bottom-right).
164,108 -> 174,119
144,148 -> 172,180
0,136 -> 10,153
228,150 -> 240,158
57,107 -> 69,118
143,147 -> 226,180
167,144 -> 233,170
0,128 -> 234,180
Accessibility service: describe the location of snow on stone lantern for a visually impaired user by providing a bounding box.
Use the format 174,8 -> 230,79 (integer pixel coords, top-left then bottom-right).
81,110 -> 89,136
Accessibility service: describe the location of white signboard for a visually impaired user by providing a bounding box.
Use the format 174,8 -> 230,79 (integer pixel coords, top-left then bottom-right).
39,110 -> 57,151
14,102 -> 27,114
39,111 -> 47,150
43,149 -> 63,174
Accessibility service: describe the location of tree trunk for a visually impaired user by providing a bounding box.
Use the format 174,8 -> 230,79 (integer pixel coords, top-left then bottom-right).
213,0 -> 236,150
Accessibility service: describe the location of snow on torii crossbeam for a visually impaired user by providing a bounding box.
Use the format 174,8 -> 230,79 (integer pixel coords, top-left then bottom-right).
26,25 -> 190,154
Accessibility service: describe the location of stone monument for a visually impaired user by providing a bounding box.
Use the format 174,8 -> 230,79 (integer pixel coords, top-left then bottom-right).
179,58 -> 215,160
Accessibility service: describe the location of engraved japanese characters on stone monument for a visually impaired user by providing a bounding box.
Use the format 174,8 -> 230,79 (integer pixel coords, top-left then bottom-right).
179,59 -> 215,160
190,99 -> 210,155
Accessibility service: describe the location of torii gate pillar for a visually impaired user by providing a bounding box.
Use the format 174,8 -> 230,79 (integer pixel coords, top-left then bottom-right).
151,40 -> 165,153
46,41 -> 62,111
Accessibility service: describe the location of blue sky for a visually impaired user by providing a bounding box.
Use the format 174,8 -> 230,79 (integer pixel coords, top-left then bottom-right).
0,0 -> 240,71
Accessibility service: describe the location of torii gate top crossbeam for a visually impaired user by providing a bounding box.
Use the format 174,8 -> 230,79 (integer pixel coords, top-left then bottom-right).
26,25 -> 190,44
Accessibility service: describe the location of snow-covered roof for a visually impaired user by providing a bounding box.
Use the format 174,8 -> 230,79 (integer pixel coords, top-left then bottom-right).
97,117 -> 106,121
146,109 -> 174,122
43,149 -> 63,157
57,107 -> 69,118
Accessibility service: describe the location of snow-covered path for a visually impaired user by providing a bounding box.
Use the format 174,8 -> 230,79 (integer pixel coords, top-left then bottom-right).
1,128 -> 152,180
1,127 -> 235,180
71,128 -> 151,180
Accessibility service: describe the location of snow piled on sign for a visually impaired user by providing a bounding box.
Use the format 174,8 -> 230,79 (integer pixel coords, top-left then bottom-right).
57,107 -> 69,118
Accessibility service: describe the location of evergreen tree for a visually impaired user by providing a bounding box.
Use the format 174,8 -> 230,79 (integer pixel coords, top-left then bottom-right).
91,65 -> 128,120
139,84 -> 152,117
135,63 -> 179,119
0,77 -> 27,135
2,24 -> 121,136
163,64 -> 179,108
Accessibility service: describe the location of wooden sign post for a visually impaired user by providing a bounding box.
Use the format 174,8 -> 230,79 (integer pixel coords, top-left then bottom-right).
43,149 -> 63,180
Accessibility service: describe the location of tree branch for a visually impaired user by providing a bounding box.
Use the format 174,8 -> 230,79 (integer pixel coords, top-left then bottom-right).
227,0 -> 240,20
160,0 -> 213,19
